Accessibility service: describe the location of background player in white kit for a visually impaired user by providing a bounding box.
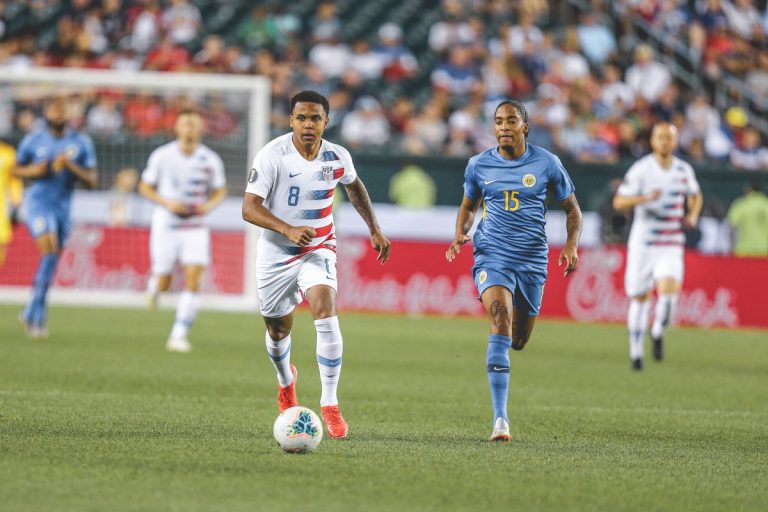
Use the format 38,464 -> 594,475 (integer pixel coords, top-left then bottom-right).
138,109 -> 227,353
242,90 -> 391,438
613,122 -> 702,371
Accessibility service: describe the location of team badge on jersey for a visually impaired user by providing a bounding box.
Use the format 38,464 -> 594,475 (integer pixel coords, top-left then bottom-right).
65,145 -> 78,159
478,270 -> 488,284
248,168 -> 258,183
322,166 -> 334,183
522,174 -> 536,187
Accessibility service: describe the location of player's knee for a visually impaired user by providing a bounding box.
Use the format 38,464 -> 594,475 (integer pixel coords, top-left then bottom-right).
266,325 -> 290,341
490,307 -> 512,334
511,335 -> 529,351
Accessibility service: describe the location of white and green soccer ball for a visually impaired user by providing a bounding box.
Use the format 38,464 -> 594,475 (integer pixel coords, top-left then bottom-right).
273,406 -> 323,453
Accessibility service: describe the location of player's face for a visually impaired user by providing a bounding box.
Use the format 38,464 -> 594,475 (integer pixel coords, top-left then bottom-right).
175,113 -> 203,142
650,123 -> 678,156
44,101 -> 68,132
290,102 -> 328,145
494,104 -> 527,151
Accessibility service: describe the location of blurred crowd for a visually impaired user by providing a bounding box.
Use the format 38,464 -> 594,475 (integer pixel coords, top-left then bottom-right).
0,0 -> 767,171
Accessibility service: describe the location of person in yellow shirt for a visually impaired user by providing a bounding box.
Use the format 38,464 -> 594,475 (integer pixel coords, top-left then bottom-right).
0,140 -> 23,266
727,183 -> 768,257
388,164 -> 437,208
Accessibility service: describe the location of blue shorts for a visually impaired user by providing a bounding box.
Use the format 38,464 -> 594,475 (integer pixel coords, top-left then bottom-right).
472,266 -> 546,316
26,208 -> 71,246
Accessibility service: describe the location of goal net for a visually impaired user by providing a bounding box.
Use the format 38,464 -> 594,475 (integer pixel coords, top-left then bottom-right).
0,68 -> 269,311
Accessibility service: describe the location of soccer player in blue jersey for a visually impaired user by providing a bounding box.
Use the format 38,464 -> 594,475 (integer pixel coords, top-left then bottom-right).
446,100 -> 582,441
14,98 -> 98,338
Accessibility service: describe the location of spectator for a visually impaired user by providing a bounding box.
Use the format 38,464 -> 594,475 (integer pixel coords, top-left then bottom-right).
388,164 -> 437,208
576,12 -> 617,66
428,0 -> 474,54
160,0 -> 201,46
506,12 -> 543,56
109,168 -> 139,227
430,46 -> 480,97
130,0 -> 161,54
235,5 -> 277,50
340,96 -> 391,149
729,127 -> 768,171
402,101 -> 449,154
722,0 -> 763,40
600,64 -> 635,114
625,44 -> 672,102
308,36 -> 350,79
310,1 -> 340,44
349,39 -> 384,82
124,92 -> 164,137
726,183 -> 768,256
557,28 -> 590,83
746,50 -> 768,100
373,23 -> 418,82
576,119 -> 619,164
143,36 -> 190,72
193,35 -> 227,73
86,95 -> 123,137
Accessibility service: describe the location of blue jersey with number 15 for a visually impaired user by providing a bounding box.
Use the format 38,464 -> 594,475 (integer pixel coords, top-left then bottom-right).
463,143 -> 575,276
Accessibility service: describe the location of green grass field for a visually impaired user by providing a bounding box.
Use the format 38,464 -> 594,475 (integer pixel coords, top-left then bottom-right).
1,305 -> 766,511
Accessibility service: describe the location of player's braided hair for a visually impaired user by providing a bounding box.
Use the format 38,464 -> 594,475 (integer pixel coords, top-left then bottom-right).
494,100 -> 529,137
291,90 -> 330,116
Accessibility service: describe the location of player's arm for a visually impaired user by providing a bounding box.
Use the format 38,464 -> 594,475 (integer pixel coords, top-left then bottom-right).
445,195 -> 480,262
683,191 -> 703,228
196,186 -> 228,215
137,180 -> 192,217
612,189 -> 661,210
343,177 -> 390,264
57,156 -> 98,189
241,192 -> 316,247
558,193 -> 583,277
13,161 -> 49,179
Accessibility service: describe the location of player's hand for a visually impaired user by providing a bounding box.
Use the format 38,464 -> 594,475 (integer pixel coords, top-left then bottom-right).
32,161 -> 49,177
285,225 -> 316,247
52,154 -> 69,173
558,242 -> 579,277
371,231 -> 391,264
445,234 -> 471,262
165,200 -> 195,218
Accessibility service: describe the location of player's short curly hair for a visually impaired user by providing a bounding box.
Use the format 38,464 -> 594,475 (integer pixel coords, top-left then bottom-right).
494,100 -> 529,137
291,90 -> 330,116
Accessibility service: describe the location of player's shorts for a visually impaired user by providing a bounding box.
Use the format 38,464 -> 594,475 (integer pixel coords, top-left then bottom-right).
25,208 -> 71,246
624,245 -> 684,297
257,248 -> 338,318
150,224 -> 210,275
472,265 -> 546,317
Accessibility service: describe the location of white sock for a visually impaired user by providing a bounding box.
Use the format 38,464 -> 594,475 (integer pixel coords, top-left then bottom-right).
147,275 -> 158,296
170,290 -> 199,340
315,316 -> 343,407
651,294 -> 677,339
627,299 -> 650,360
265,331 -> 293,387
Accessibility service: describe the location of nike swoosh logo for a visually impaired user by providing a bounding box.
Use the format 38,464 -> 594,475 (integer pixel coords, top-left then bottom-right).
485,179 -> 498,185
289,172 -> 300,178
493,366 -> 509,372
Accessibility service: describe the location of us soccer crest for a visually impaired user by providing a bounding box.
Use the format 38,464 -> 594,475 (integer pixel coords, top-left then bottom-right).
322,165 -> 334,183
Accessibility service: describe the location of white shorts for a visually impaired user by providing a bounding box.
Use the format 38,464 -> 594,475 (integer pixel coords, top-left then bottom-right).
624,245 -> 684,297
257,248 -> 337,318
150,225 -> 210,275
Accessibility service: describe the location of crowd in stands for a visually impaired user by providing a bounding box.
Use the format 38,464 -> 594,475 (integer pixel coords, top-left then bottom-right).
0,0 -> 767,171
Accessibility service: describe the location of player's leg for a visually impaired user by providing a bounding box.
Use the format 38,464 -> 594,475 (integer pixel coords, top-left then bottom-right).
147,225 -> 175,309
165,264 -> 204,352
480,285 -> 514,441
258,263 -> 303,412
509,273 -> 546,351
650,276 -> 682,362
301,250 -> 347,438
625,248 -> 654,370
21,212 -> 62,338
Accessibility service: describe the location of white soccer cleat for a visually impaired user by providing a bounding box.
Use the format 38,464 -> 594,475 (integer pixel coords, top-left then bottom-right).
490,417 -> 511,442
147,291 -> 159,310
166,336 -> 191,353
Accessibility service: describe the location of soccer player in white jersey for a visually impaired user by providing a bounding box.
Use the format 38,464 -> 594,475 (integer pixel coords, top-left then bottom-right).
613,122 -> 702,371
138,109 -> 227,353
242,90 -> 391,438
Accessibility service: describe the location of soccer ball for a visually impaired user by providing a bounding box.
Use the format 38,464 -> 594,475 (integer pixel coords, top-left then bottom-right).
273,406 -> 323,453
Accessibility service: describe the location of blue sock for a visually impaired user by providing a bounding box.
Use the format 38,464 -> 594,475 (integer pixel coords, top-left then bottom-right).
486,334 -> 512,422
28,253 -> 59,326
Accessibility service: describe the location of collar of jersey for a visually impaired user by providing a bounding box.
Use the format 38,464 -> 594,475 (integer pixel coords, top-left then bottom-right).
492,143 -> 530,164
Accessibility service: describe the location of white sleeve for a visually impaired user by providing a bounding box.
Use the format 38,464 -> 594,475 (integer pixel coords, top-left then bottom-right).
244,146 -> 277,198
211,151 -> 227,189
141,148 -> 161,185
336,146 -> 358,185
616,161 -> 643,196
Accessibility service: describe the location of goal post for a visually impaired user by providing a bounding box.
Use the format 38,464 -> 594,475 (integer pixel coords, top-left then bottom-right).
0,67 -> 269,311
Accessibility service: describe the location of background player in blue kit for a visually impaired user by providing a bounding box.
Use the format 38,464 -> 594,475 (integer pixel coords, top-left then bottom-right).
13,98 -> 98,338
446,100 -> 582,441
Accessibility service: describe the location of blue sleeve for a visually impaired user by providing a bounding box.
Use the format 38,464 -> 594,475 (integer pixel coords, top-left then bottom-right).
79,133 -> 98,168
16,134 -> 35,165
462,158 -> 480,200
550,155 -> 575,201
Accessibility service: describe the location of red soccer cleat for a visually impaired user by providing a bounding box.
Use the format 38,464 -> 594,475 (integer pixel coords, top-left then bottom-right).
277,364 -> 298,412
321,405 -> 348,439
